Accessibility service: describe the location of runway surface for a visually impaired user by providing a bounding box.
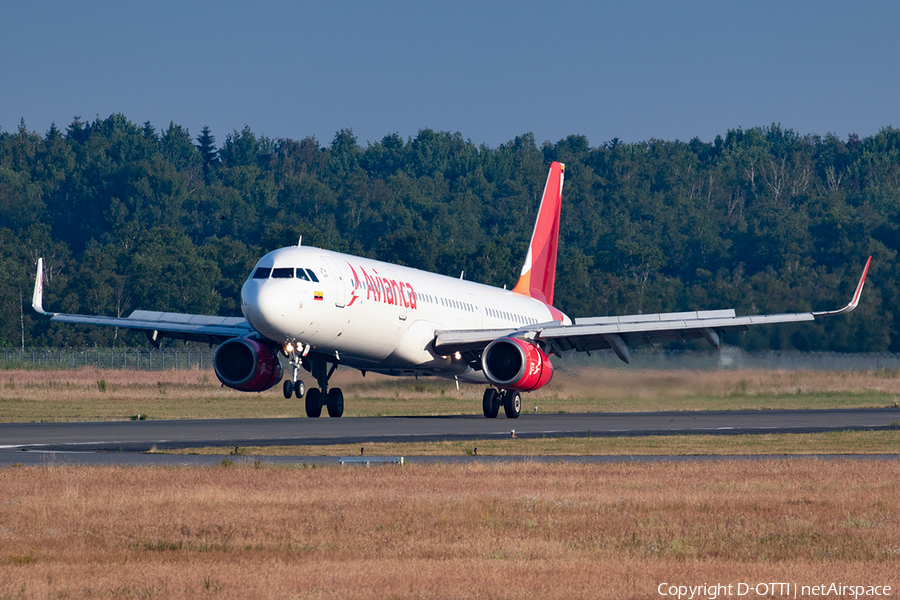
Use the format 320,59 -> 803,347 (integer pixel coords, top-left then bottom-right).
2,407 -> 899,466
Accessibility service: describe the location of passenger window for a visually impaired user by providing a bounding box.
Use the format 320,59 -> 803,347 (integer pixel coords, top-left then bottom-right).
306,269 -> 320,282
252,267 -> 271,279
296,269 -> 310,281
271,267 -> 294,279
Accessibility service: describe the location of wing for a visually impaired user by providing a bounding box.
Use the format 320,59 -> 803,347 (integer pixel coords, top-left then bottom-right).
32,259 -> 254,346
435,257 -> 871,364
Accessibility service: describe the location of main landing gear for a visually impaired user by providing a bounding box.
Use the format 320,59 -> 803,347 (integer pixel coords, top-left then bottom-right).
482,388 -> 521,419
284,350 -> 343,418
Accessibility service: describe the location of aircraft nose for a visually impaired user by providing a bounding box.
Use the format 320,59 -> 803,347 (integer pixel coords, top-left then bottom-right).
242,280 -> 289,339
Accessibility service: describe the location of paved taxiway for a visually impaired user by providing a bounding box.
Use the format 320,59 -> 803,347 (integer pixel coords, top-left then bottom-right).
1,407 -> 899,466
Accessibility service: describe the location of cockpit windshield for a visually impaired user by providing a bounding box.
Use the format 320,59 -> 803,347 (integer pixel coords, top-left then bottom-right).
251,266 -> 319,281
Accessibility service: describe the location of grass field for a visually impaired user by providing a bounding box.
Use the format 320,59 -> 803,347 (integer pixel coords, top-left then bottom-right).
3,367 -> 900,598
2,364 -> 900,422
1,460 -> 898,599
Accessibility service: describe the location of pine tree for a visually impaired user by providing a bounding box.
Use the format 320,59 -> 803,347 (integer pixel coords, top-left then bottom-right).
196,125 -> 219,179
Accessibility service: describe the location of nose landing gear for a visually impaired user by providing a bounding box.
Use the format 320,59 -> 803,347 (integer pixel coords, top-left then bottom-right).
283,348 -> 306,399
283,379 -> 305,399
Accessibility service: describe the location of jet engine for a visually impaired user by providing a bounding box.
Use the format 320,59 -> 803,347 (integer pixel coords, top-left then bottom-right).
213,338 -> 283,392
481,337 -> 553,392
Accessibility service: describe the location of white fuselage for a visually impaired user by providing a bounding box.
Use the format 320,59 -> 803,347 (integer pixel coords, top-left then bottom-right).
240,246 -> 571,382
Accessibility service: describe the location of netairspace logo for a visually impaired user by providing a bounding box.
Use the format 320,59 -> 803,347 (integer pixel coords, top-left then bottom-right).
657,582 -> 893,599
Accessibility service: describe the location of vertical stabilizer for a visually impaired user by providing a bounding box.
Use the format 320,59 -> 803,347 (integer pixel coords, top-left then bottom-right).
512,162 -> 565,305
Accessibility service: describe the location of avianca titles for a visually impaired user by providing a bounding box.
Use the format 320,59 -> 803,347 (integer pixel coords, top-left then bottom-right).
33,162 -> 872,419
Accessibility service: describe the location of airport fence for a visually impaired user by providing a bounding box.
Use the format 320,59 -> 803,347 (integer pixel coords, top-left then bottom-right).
0,347 -> 216,371
2,346 -> 900,372
557,347 -> 900,372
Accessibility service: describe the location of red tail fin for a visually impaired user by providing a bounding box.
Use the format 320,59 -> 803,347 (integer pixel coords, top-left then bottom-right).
512,162 -> 565,305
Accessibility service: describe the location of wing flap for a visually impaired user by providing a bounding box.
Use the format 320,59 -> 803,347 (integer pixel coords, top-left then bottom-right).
125,310 -> 249,328
574,309 -> 736,325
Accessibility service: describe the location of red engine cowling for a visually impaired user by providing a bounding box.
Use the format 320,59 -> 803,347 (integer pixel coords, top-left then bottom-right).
213,338 -> 283,392
481,337 -> 553,392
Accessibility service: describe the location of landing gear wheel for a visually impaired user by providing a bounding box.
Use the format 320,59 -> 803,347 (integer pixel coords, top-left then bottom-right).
283,380 -> 293,399
482,389 -> 500,418
305,388 -> 322,418
503,391 -> 521,419
294,380 -> 305,399
326,388 -> 344,418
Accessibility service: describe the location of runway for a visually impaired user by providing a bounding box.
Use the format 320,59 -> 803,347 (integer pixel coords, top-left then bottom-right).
2,407 -> 899,466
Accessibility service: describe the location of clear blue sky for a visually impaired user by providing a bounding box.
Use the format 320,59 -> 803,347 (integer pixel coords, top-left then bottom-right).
3,1 -> 898,148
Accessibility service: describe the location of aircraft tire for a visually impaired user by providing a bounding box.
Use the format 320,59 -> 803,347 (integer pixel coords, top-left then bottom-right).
305,388 -> 323,418
294,380 -> 305,399
326,388 -> 344,418
283,380 -> 293,399
503,391 -> 521,419
482,389 -> 500,418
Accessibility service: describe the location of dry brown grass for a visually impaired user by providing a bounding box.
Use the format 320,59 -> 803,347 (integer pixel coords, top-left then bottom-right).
2,366 -> 900,422
0,367 -> 294,422
1,460 -> 899,599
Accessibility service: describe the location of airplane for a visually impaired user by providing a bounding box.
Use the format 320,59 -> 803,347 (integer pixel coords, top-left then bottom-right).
32,162 -> 872,419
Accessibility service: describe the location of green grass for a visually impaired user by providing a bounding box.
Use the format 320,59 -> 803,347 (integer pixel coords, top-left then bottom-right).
161,429 -> 900,457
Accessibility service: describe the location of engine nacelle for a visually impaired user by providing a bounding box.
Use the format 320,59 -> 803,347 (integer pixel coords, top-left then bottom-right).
481,337 -> 553,392
213,338 -> 283,392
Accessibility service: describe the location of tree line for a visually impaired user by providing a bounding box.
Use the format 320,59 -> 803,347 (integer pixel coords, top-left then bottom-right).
1,114 -> 897,352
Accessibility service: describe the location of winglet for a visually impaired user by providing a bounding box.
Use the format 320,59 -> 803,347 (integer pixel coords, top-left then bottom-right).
813,256 -> 871,318
32,258 -> 50,316
512,162 -> 565,305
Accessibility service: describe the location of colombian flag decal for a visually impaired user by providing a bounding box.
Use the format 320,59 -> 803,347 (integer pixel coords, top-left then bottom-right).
314,291 -> 324,301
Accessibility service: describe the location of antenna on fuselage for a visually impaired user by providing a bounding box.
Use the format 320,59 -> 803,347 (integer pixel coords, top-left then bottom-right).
298,236 -> 302,247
